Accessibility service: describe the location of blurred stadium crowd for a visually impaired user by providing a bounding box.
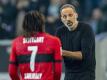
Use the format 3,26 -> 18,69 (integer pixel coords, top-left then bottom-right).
0,0 -> 107,39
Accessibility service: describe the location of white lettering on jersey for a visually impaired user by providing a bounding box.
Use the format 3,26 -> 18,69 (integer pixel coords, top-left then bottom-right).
23,37 -> 44,43
24,73 -> 42,79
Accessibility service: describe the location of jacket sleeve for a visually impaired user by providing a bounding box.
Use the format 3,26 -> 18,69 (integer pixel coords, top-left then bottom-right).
81,25 -> 95,63
53,37 -> 62,80
8,40 -> 20,80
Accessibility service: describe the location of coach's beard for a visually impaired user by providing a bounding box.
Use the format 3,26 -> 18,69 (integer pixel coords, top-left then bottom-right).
64,22 -> 73,31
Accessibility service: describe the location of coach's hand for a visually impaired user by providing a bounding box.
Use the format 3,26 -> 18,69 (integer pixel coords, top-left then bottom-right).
62,50 -> 82,60
62,50 -> 68,56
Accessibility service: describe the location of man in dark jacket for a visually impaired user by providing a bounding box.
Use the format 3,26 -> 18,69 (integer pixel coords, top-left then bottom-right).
56,4 -> 96,80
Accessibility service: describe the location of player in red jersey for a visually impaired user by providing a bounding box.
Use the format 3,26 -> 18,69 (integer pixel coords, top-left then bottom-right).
8,11 -> 62,80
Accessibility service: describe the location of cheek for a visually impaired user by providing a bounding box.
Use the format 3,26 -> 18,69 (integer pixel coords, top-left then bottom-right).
61,18 -> 66,23
70,17 -> 75,22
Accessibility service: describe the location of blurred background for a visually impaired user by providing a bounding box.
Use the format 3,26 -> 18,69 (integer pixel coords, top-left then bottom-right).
0,0 -> 107,80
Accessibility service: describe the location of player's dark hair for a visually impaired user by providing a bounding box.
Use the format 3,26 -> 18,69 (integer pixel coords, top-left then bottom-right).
22,11 -> 45,37
60,4 -> 76,13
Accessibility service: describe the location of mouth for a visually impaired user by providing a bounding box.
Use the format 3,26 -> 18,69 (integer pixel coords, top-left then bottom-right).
67,21 -> 73,26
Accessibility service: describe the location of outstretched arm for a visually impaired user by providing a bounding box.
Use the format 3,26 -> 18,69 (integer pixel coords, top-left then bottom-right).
62,50 -> 82,60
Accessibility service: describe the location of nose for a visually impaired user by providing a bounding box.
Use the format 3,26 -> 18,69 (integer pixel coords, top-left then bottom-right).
66,16 -> 71,21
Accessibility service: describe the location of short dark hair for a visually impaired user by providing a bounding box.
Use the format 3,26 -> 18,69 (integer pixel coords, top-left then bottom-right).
60,4 -> 76,13
22,11 -> 45,37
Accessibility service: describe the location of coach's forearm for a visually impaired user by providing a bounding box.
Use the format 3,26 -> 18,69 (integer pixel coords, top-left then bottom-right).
62,50 -> 83,60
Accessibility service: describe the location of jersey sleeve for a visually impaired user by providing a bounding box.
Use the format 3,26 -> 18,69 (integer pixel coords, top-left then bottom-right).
8,40 -> 20,80
81,25 -> 95,63
53,37 -> 62,80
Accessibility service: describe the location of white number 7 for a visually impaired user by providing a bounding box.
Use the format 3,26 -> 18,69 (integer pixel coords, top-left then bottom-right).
28,46 -> 38,72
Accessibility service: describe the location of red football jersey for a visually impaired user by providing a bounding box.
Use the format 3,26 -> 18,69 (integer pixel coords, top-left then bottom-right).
9,32 -> 62,80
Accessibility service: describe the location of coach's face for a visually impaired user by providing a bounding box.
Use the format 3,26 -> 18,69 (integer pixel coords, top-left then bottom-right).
61,7 -> 78,30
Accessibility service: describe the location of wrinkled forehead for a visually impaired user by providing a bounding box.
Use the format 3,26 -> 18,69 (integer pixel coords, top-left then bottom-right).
61,7 -> 75,15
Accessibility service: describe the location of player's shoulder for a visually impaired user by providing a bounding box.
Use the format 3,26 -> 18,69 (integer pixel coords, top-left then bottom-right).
12,36 -> 23,44
45,33 -> 60,42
